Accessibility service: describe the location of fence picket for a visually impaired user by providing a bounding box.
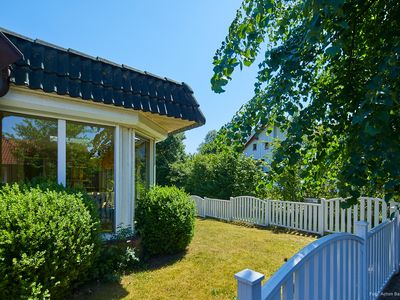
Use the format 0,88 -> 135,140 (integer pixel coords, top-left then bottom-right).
329,201 -> 333,232
367,199 -> 372,230
361,198 -> 366,221
341,206 -> 346,232
335,200 -> 340,232
347,208 -> 352,233
313,206 -> 317,233
382,201 -> 387,221
374,201 -> 379,227
353,204 -> 358,234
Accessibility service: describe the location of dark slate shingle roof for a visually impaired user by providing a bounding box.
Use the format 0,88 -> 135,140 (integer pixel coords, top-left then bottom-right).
1,28 -> 205,128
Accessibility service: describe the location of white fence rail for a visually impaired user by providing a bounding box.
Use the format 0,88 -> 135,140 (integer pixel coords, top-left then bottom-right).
235,213 -> 400,300
191,195 -> 397,236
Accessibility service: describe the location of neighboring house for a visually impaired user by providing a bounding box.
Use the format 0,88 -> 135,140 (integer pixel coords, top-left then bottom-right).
242,126 -> 285,170
0,28 -> 205,233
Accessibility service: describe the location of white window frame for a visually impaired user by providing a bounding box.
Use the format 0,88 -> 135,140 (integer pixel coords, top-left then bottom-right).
57,119 -> 66,186
1,88 -> 163,233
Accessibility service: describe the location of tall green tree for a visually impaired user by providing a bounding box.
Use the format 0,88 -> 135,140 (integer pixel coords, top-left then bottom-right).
197,130 -> 218,154
156,133 -> 186,186
211,0 -> 400,204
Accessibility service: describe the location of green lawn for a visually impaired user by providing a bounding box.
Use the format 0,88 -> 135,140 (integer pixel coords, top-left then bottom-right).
74,219 -> 315,300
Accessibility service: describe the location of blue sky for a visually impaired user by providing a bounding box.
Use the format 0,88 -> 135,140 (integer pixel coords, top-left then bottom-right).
0,0 -> 258,153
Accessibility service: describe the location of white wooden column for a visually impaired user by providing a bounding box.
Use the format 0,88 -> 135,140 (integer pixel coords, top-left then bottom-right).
57,119 -> 66,186
115,126 -> 135,232
149,139 -> 156,186
131,130 -> 136,230
114,125 -> 122,232
153,140 -> 157,185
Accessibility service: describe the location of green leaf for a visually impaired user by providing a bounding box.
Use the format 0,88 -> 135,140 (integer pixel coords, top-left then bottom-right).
325,46 -> 340,57
364,124 -> 380,136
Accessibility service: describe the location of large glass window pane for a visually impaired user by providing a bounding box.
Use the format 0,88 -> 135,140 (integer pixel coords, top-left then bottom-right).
0,112 -> 57,183
135,135 -> 150,201
66,121 -> 114,232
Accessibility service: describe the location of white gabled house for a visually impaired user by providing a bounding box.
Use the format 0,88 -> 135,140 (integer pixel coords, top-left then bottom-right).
0,28 -> 205,234
242,126 -> 285,169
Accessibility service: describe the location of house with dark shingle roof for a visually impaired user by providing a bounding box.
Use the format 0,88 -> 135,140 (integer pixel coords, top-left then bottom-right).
0,28 -> 205,233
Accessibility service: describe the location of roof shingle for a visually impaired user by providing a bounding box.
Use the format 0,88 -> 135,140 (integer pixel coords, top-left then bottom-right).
1,28 -> 205,128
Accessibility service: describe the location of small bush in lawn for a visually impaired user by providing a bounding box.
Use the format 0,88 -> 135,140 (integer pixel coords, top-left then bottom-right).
0,183 -> 100,299
136,186 -> 195,257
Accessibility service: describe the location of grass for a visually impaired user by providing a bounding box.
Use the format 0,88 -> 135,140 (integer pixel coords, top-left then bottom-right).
74,219 -> 316,300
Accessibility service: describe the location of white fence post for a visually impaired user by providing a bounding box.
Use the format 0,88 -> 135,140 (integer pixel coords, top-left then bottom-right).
355,221 -> 369,300
230,197 -> 234,221
204,197 -> 209,217
318,199 -> 325,235
265,199 -> 270,226
202,197 -> 206,217
235,269 -> 264,300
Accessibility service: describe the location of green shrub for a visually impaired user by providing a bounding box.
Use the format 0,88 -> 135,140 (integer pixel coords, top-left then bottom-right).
136,186 -> 195,257
169,149 -> 268,199
90,227 -> 140,282
21,178 -> 100,221
0,183 -> 100,299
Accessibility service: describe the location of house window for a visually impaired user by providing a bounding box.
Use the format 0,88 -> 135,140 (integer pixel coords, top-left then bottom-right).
264,142 -> 269,150
253,143 -> 257,151
135,135 -> 150,201
66,121 -> 115,232
0,112 -> 57,183
0,111 -> 153,233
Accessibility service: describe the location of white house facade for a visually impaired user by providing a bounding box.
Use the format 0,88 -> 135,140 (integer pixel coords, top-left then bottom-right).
0,28 -> 205,234
242,126 -> 285,166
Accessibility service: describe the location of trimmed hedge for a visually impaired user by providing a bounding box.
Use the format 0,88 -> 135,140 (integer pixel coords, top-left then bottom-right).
0,183 -> 100,299
136,186 -> 195,256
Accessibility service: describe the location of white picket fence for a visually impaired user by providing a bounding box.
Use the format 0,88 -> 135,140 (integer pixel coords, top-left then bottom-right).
191,195 -> 206,217
235,213 -> 400,300
191,195 -> 397,235
324,197 -> 396,233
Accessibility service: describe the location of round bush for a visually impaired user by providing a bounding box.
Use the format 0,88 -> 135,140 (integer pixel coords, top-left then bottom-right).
0,183 -> 100,299
136,186 -> 195,256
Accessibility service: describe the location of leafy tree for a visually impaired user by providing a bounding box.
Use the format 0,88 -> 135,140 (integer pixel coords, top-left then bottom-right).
169,149 -> 268,199
156,133 -> 186,186
197,130 -> 218,154
265,128 -> 341,201
211,0 -> 400,205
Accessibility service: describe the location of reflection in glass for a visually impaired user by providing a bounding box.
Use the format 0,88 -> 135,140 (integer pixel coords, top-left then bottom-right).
66,121 -> 114,232
135,135 -> 150,201
0,112 -> 57,183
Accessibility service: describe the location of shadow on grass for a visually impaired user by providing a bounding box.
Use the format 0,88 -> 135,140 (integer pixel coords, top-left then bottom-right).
198,216 -> 319,238
67,280 -> 128,300
267,225 -> 319,238
68,247 -> 188,299
136,250 -> 188,271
